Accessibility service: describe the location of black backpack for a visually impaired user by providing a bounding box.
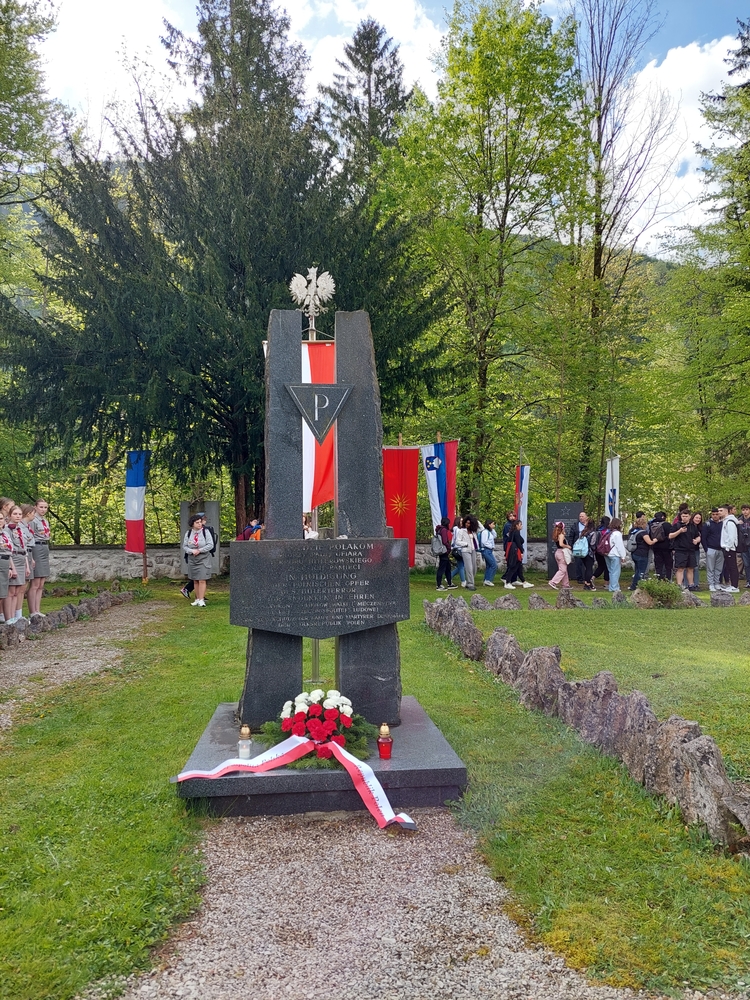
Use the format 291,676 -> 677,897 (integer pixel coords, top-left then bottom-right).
205,525 -> 218,556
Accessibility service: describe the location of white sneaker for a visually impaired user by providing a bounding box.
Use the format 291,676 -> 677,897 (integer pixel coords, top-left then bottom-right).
483,581 -> 495,587
461,581 -> 467,588
726,586 -> 740,593
709,586 -> 717,592
504,582 -> 516,589
191,599 -> 201,606
436,585 -> 447,591
521,581 -> 534,588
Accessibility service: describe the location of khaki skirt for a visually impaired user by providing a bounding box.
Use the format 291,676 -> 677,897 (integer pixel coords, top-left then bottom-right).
33,542 -> 50,577
0,556 -> 10,598
187,551 -> 212,581
10,552 -> 27,587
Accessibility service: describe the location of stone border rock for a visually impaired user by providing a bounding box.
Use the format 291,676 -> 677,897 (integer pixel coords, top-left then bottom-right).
0,590 -> 135,651
466,585 -> 750,610
424,596 -> 750,846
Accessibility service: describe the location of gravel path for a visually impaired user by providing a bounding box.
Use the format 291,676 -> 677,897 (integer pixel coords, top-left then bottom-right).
112,810 -> 665,1000
0,600 -> 169,730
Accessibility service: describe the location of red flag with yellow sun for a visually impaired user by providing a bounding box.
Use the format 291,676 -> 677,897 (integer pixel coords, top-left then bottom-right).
382,446 -> 420,566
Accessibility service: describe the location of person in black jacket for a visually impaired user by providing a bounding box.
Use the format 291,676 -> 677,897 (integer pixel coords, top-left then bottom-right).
505,520 -> 534,589
649,512 -> 672,581
592,516 -> 611,583
435,517 -> 457,591
567,511 -> 589,585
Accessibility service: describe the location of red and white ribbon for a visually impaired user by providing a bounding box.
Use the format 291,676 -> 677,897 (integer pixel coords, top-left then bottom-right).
173,736 -> 417,831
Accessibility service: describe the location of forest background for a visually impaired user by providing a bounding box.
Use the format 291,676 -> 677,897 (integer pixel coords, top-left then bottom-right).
0,0 -> 748,545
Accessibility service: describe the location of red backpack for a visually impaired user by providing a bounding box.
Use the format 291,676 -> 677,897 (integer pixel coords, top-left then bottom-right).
595,529 -> 612,556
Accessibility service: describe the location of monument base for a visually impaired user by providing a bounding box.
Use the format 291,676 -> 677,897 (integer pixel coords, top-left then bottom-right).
176,696 -> 467,817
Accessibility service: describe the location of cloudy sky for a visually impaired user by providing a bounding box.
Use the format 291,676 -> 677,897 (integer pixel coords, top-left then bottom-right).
40,0 -> 745,251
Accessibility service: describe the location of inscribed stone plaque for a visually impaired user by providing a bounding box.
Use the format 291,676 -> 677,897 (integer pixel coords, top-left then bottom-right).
230,538 -> 409,639
545,501 -> 583,577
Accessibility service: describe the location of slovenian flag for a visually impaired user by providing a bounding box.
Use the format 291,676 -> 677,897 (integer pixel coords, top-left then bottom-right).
302,341 -> 335,512
420,440 -> 458,531
124,450 -> 150,553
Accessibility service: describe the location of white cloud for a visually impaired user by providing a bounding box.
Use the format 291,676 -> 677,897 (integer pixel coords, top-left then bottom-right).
631,36 -> 735,252
285,0 -> 443,100
41,0 -> 193,136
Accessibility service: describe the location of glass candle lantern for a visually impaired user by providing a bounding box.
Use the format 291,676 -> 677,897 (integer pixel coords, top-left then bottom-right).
377,723 -> 393,760
237,724 -> 253,759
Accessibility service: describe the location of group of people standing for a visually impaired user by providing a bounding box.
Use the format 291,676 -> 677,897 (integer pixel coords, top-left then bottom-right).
433,512 -> 534,592
550,503 -> 750,593
0,497 -> 51,623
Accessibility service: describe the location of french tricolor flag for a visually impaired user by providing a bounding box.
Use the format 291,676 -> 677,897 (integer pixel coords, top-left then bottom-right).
124,451 -> 150,553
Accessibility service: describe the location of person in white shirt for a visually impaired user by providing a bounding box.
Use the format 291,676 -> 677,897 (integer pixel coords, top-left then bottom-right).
605,517 -> 627,592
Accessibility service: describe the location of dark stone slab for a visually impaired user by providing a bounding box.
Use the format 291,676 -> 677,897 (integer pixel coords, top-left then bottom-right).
229,538 -> 409,639
335,311 -> 387,538
334,311 -> 403,723
237,629 -> 304,729
176,696 -> 466,816
237,309 -> 303,728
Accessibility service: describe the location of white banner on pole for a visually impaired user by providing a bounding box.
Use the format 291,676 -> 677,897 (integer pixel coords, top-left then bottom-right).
605,456 -> 620,519
515,465 -> 530,562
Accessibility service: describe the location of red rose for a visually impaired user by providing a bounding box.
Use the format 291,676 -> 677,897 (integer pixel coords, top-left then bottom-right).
308,703 -> 323,717
316,744 -> 333,758
340,714 -> 353,728
322,720 -> 336,737
281,717 -> 293,732
294,711 -> 307,723
292,722 -> 306,737
331,734 -> 346,747
324,708 -> 339,721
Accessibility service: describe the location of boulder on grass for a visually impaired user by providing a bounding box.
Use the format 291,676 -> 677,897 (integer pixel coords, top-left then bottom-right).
711,590 -> 735,607
515,646 -> 565,715
556,671 -> 618,738
555,587 -> 586,609
681,590 -> 706,607
612,591 -> 629,606
642,715 -> 702,798
493,595 -> 522,611
528,593 -> 554,610
470,593 -> 493,611
612,691 -> 660,782
673,735 -> 750,843
739,590 -> 750,606
591,597 -> 610,608
629,587 -> 654,609
485,627 -> 525,684
447,611 -> 484,661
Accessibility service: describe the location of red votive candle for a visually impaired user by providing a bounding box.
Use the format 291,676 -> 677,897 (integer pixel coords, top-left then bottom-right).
377,723 -> 393,760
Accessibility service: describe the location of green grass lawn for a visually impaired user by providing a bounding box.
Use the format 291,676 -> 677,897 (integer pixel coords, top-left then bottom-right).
1,575 -> 749,998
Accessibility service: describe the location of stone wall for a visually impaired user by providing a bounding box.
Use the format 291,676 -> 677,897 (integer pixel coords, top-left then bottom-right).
423,594 -> 750,845
42,545 -> 231,582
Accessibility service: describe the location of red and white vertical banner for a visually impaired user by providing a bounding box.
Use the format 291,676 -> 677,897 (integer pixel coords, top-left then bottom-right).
302,342 -> 335,512
382,447 -> 420,566
124,450 -> 150,554
514,464 -> 530,563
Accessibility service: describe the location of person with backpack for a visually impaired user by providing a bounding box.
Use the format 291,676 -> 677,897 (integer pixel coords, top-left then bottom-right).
574,519 -> 598,591
719,504 -> 740,593
479,518 -> 498,586
182,513 -> 215,607
455,515 -> 480,591
591,516 -> 611,584
433,517 -> 457,591
548,520 -> 571,589
568,511 -> 589,585
668,508 -> 701,590
236,518 -> 259,541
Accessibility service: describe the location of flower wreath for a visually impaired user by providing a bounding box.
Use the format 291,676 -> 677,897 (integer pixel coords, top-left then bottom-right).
260,689 -> 378,769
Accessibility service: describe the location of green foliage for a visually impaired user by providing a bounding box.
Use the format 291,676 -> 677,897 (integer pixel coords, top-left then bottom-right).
637,577 -> 686,608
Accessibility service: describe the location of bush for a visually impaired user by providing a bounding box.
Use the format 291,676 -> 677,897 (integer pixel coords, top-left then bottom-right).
638,578 -> 685,608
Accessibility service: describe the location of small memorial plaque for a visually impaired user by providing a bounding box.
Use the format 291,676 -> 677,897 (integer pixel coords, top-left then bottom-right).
230,538 -> 410,639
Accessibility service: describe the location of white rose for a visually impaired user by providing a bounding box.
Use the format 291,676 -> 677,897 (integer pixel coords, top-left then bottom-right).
282,700 -> 293,712
340,705 -> 353,717
326,689 -> 340,699
295,692 -> 311,704
323,699 -> 338,710
280,707 -> 292,719
309,689 -> 325,702
339,697 -> 352,707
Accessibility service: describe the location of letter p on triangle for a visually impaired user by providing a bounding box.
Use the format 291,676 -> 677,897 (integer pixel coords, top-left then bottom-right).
285,384 -> 353,444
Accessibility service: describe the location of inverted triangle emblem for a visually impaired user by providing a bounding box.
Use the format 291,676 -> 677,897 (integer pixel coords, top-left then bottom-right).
286,384 -> 353,444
